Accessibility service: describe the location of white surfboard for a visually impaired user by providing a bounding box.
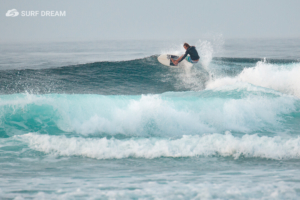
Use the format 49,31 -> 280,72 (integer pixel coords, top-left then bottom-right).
157,54 -> 193,68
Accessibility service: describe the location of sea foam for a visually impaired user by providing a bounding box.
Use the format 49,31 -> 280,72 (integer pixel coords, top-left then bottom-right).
207,61 -> 300,98
17,132 -> 300,160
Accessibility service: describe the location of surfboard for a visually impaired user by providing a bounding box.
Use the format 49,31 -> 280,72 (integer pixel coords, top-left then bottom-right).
157,54 -> 193,68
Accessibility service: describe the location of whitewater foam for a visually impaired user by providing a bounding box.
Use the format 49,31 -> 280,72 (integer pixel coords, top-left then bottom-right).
17,132 -> 300,160
207,61 -> 300,98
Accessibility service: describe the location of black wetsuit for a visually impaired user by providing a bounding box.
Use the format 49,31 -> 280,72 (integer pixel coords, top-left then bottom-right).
178,46 -> 200,62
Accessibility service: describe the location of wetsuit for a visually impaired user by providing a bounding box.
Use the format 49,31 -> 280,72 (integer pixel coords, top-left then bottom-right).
178,46 -> 200,62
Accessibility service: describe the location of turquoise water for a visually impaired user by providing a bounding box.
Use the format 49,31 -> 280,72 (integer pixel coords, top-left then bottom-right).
0,39 -> 300,199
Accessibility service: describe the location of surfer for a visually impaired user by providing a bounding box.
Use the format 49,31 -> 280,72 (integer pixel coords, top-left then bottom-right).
171,43 -> 200,66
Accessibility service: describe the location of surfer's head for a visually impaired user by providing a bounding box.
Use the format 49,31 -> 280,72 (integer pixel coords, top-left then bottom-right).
183,43 -> 190,50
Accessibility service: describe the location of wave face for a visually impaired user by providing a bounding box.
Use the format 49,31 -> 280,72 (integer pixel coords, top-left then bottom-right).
1,40 -> 300,199
1,56 -> 299,96
0,56 -> 210,94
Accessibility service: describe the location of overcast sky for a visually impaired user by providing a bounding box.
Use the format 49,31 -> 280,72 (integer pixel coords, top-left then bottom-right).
1,0 -> 300,42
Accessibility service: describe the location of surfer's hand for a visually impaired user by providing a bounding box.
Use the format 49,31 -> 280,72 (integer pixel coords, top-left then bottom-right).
171,58 -> 175,64
171,58 -> 178,65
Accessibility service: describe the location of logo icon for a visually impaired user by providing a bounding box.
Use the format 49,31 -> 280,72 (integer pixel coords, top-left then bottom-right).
6,9 -> 19,17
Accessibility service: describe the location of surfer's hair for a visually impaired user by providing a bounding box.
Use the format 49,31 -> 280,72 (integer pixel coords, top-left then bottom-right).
183,43 -> 190,48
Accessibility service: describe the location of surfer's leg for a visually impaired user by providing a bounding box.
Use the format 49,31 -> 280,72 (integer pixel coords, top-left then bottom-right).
186,56 -> 199,64
186,56 -> 192,63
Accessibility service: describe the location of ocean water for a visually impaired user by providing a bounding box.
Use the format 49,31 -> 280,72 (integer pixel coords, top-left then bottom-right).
0,38 -> 300,199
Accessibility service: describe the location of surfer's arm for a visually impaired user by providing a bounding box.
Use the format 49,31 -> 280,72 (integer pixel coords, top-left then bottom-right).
178,52 -> 188,63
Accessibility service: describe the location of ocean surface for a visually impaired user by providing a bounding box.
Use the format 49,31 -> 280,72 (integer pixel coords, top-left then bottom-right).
0,38 -> 300,199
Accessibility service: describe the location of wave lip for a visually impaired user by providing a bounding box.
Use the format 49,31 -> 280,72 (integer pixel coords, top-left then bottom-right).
17,132 -> 300,160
